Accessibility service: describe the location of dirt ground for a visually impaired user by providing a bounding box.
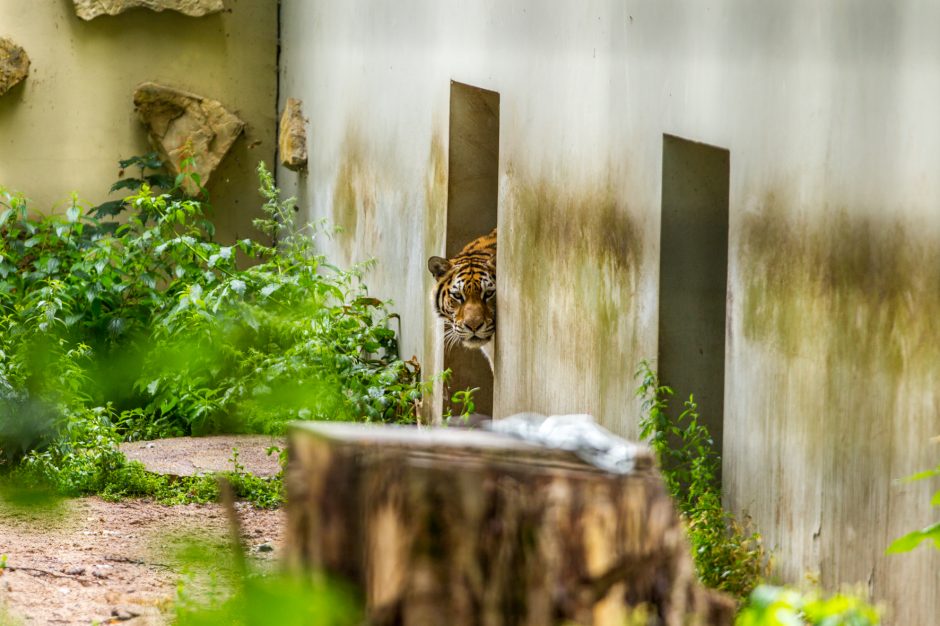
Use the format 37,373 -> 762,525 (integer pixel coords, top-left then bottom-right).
119,436 -> 286,479
0,497 -> 285,625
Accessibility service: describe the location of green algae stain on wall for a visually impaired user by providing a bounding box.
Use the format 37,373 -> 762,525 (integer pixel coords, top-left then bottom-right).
734,190 -> 940,595
740,190 -> 940,380
503,165 -> 644,430
421,132 -> 448,423
331,128 -> 377,242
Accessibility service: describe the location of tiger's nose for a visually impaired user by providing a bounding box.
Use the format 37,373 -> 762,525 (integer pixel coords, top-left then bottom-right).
464,318 -> 484,332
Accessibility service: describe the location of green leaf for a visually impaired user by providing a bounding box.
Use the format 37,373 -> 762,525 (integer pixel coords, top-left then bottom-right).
886,521 -> 940,554
89,199 -> 126,218
118,155 -> 144,169
145,174 -> 174,189
900,465 -> 940,483
109,178 -> 145,193
260,284 -> 281,298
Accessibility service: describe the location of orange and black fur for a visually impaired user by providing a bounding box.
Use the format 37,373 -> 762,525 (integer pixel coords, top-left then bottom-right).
427,229 -> 497,365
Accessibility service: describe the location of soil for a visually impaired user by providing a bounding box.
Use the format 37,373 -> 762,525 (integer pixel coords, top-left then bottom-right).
119,435 -> 286,478
0,497 -> 285,625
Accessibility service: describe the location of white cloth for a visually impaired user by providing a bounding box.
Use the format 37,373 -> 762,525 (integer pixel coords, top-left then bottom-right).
486,413 -> 640,474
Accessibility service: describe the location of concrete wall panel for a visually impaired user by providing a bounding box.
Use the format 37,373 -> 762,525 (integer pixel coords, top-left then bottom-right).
278,2 -> 940,622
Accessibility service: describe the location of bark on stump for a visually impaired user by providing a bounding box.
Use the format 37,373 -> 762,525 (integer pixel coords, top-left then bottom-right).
287,422 -> 733,626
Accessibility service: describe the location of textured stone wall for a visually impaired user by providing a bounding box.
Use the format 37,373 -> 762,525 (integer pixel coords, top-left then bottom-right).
71,0 -> 224,21
0,1 -> 276,243
0,38 -> 29,96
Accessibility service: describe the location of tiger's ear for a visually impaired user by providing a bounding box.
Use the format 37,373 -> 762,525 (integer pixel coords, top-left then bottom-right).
427,256 -> 451,279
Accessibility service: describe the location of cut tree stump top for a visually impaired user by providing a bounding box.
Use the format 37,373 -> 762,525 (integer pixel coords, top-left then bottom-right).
119,435 -> 285,478
291,421 -> 655,474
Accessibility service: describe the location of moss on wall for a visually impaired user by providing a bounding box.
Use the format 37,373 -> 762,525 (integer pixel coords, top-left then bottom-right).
331,128 -> 377,241
421,132 -> 448,422
732,188 -> 940,595
741,190 -> 940,380
500,164 -> 644,432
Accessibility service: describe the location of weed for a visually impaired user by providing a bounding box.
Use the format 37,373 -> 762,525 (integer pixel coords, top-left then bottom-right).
446,385 -> 478,421
635,361 -> 768,598
886,445 -> 940,554
0,156 -> 435,504
736,584 -> 880,625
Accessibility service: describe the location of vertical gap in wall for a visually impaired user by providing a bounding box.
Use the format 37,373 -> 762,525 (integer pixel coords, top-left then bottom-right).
443,81 -> 500,418
273,0 -> 283,187
659,134 -> 730,479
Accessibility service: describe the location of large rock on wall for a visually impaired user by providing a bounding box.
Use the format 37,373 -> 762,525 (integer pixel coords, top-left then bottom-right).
133,82 -> 244,196
278,97 -> 308,171
72,0 -> 224,20
0,38 -> 30,97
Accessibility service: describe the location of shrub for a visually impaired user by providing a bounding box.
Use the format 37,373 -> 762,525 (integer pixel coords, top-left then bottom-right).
0,157 -> 432,501
635,361 -> 768,598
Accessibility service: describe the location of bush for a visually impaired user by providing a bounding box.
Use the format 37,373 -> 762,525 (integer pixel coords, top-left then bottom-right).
635,361 -> 768,598
0,157 -> 432,501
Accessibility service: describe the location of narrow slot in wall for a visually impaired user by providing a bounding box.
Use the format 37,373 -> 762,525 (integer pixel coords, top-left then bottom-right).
659,134 -> 730,467
443,81 -> 500,417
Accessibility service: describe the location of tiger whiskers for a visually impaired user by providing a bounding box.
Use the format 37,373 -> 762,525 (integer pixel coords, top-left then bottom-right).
443,322 -> 462,350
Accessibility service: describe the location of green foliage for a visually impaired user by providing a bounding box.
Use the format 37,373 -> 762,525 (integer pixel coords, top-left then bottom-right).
0,156 -> 431,503
134,162 -> 425,433
635,361 -> 767,598
16,406 -> 127,494
886,456 -> 940,554
8,406 -> 280,508
222,448 -> 283,509
89,152 -> 177,220
169,524 -> 360,625
173,573 -> 360,626
448,386 -> 478,418
736,584 -> 880,626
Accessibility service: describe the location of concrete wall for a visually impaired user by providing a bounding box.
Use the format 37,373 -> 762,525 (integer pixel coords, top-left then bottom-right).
0,0 -> 277,243
278,1 -> 940,622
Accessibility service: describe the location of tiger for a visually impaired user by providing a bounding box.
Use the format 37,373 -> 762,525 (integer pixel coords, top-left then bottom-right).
427,228 -> 497,370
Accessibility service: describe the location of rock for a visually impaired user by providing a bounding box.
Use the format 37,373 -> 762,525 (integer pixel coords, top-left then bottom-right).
133,82 -> 245,196
0,38 -> 30,97
72,0 -> 223,20
110,608 -> 138,621
64,566 -> 86,576
278,98 -> 308,171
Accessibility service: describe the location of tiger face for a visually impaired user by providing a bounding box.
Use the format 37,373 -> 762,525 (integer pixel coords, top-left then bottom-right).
428,229 -> 497,350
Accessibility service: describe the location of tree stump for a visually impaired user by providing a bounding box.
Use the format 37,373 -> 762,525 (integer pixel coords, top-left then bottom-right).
286,422 -> 733,625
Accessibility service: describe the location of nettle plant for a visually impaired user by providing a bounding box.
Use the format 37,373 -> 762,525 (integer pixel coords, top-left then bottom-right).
0,157 -> 427,492
634,361 -> 768,599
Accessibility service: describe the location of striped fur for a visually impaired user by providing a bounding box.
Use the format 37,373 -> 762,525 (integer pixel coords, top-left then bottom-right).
427,228 -> 497,352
